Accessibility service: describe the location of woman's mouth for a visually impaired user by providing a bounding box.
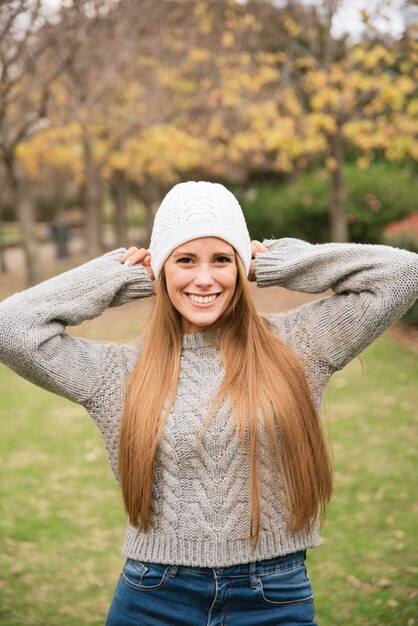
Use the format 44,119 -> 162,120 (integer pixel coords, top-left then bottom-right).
185,293 -> 221,305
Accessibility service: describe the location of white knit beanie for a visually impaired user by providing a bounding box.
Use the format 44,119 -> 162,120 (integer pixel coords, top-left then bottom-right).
149,181 -> 252,279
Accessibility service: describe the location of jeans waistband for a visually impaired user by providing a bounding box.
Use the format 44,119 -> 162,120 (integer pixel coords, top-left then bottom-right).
175,549 -> 306,578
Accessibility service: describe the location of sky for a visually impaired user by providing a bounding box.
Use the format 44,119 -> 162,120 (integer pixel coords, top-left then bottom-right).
331,0 -> 407,39
39,0 -> 413,40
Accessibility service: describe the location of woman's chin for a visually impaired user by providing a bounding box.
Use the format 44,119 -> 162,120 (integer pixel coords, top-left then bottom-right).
182,314 -> 220,334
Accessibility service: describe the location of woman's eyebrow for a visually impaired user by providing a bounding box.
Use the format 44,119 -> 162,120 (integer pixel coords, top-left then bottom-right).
172,251 -> 234,258
172,251 -> 197,258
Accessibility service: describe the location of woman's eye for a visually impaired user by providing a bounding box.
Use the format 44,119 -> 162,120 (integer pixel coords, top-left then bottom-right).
176,256 -> 231,264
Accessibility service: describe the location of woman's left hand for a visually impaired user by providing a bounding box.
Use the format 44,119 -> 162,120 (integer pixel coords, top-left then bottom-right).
248,240 -> 268,281
120,247 -> 157,294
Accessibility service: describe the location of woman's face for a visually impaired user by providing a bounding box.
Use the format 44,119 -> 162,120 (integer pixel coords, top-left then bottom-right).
163,237 -> 238,333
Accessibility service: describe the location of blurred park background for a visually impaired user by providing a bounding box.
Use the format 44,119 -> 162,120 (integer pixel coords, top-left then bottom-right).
1,0 -> 418,624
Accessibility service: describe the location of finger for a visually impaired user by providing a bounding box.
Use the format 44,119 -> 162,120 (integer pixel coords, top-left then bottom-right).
121,248 -> 149,266
248,258 -> 256,282
125,251 -> 149,266
144,263 -> 155,282
251,240 -> 268,255
133,250 -> 152,266
252,239 -> 267,250
251,242 -> 261,256
120,247 -> 138,263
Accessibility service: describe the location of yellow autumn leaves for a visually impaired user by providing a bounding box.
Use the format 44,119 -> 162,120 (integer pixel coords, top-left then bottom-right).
12,11 -> 418,188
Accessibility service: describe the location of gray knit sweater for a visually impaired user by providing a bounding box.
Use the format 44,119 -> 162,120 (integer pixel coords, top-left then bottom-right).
1,239 -> 417,567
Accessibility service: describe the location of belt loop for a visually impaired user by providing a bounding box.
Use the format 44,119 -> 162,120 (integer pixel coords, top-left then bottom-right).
249,561 -> 258,589
167,564 -> 178,578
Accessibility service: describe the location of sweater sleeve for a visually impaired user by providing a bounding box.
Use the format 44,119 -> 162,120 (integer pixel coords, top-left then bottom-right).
0,248 -> 154,404
255,238 -> 418,371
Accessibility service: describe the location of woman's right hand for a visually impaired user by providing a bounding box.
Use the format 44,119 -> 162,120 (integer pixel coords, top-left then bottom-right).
248,240 -> 268,281
120,247 -> 156,294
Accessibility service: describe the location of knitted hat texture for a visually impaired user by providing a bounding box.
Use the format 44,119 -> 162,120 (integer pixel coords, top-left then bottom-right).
149,181 -> 252,279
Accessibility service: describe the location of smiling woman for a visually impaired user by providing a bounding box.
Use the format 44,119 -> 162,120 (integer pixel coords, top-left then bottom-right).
0,181 -> 417,626
163,238 -> 238,333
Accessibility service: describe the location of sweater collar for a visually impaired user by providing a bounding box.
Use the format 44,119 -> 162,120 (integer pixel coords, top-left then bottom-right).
181,328 -> 221,350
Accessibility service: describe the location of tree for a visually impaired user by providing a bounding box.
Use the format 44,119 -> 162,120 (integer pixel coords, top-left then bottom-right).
258,0 -> 418,241
10,0 -> 418,252
0,0 -> 83,284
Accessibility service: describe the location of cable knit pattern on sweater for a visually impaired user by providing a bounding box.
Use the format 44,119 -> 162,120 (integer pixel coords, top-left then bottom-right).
0,240 -> 417,567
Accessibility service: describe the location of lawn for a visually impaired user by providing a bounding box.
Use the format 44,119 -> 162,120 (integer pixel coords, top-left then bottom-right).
0,320 -> 417,624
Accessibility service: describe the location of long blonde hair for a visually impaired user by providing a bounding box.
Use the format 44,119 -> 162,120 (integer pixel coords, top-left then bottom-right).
119,255 -> 333,546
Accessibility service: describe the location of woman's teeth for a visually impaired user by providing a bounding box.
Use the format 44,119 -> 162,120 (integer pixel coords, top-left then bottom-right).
187,294 -> 218,304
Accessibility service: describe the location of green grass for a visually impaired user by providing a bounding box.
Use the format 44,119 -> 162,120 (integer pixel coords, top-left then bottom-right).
310,339 -> 418,625
0,372 -> 126,626
0,228 -> 20,244
0,335 -> 417,625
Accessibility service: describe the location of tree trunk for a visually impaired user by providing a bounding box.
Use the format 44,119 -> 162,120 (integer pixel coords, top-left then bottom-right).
142,181 -> 161,244
0,203 -> 7,273
11,161 -> 41,286
113,170 -> 129,247
328,129 -> 348,243
132,182 -> 158,246
144,201 -> 154,244
82,131 -> 103,258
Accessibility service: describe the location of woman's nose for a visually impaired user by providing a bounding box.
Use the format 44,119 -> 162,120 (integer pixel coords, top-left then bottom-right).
194,265 -> 215,287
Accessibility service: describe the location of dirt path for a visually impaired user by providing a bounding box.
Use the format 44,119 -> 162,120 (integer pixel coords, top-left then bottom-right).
0,238 -> 85,295
2,238 -> 85,271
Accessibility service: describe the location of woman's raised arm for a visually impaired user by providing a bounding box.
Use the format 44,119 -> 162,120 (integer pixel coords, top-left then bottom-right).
255,238 -> 418,372
0,248 -> 154,404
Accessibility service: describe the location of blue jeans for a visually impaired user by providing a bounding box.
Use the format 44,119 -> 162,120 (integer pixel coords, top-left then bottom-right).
105,549 -> 317,625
